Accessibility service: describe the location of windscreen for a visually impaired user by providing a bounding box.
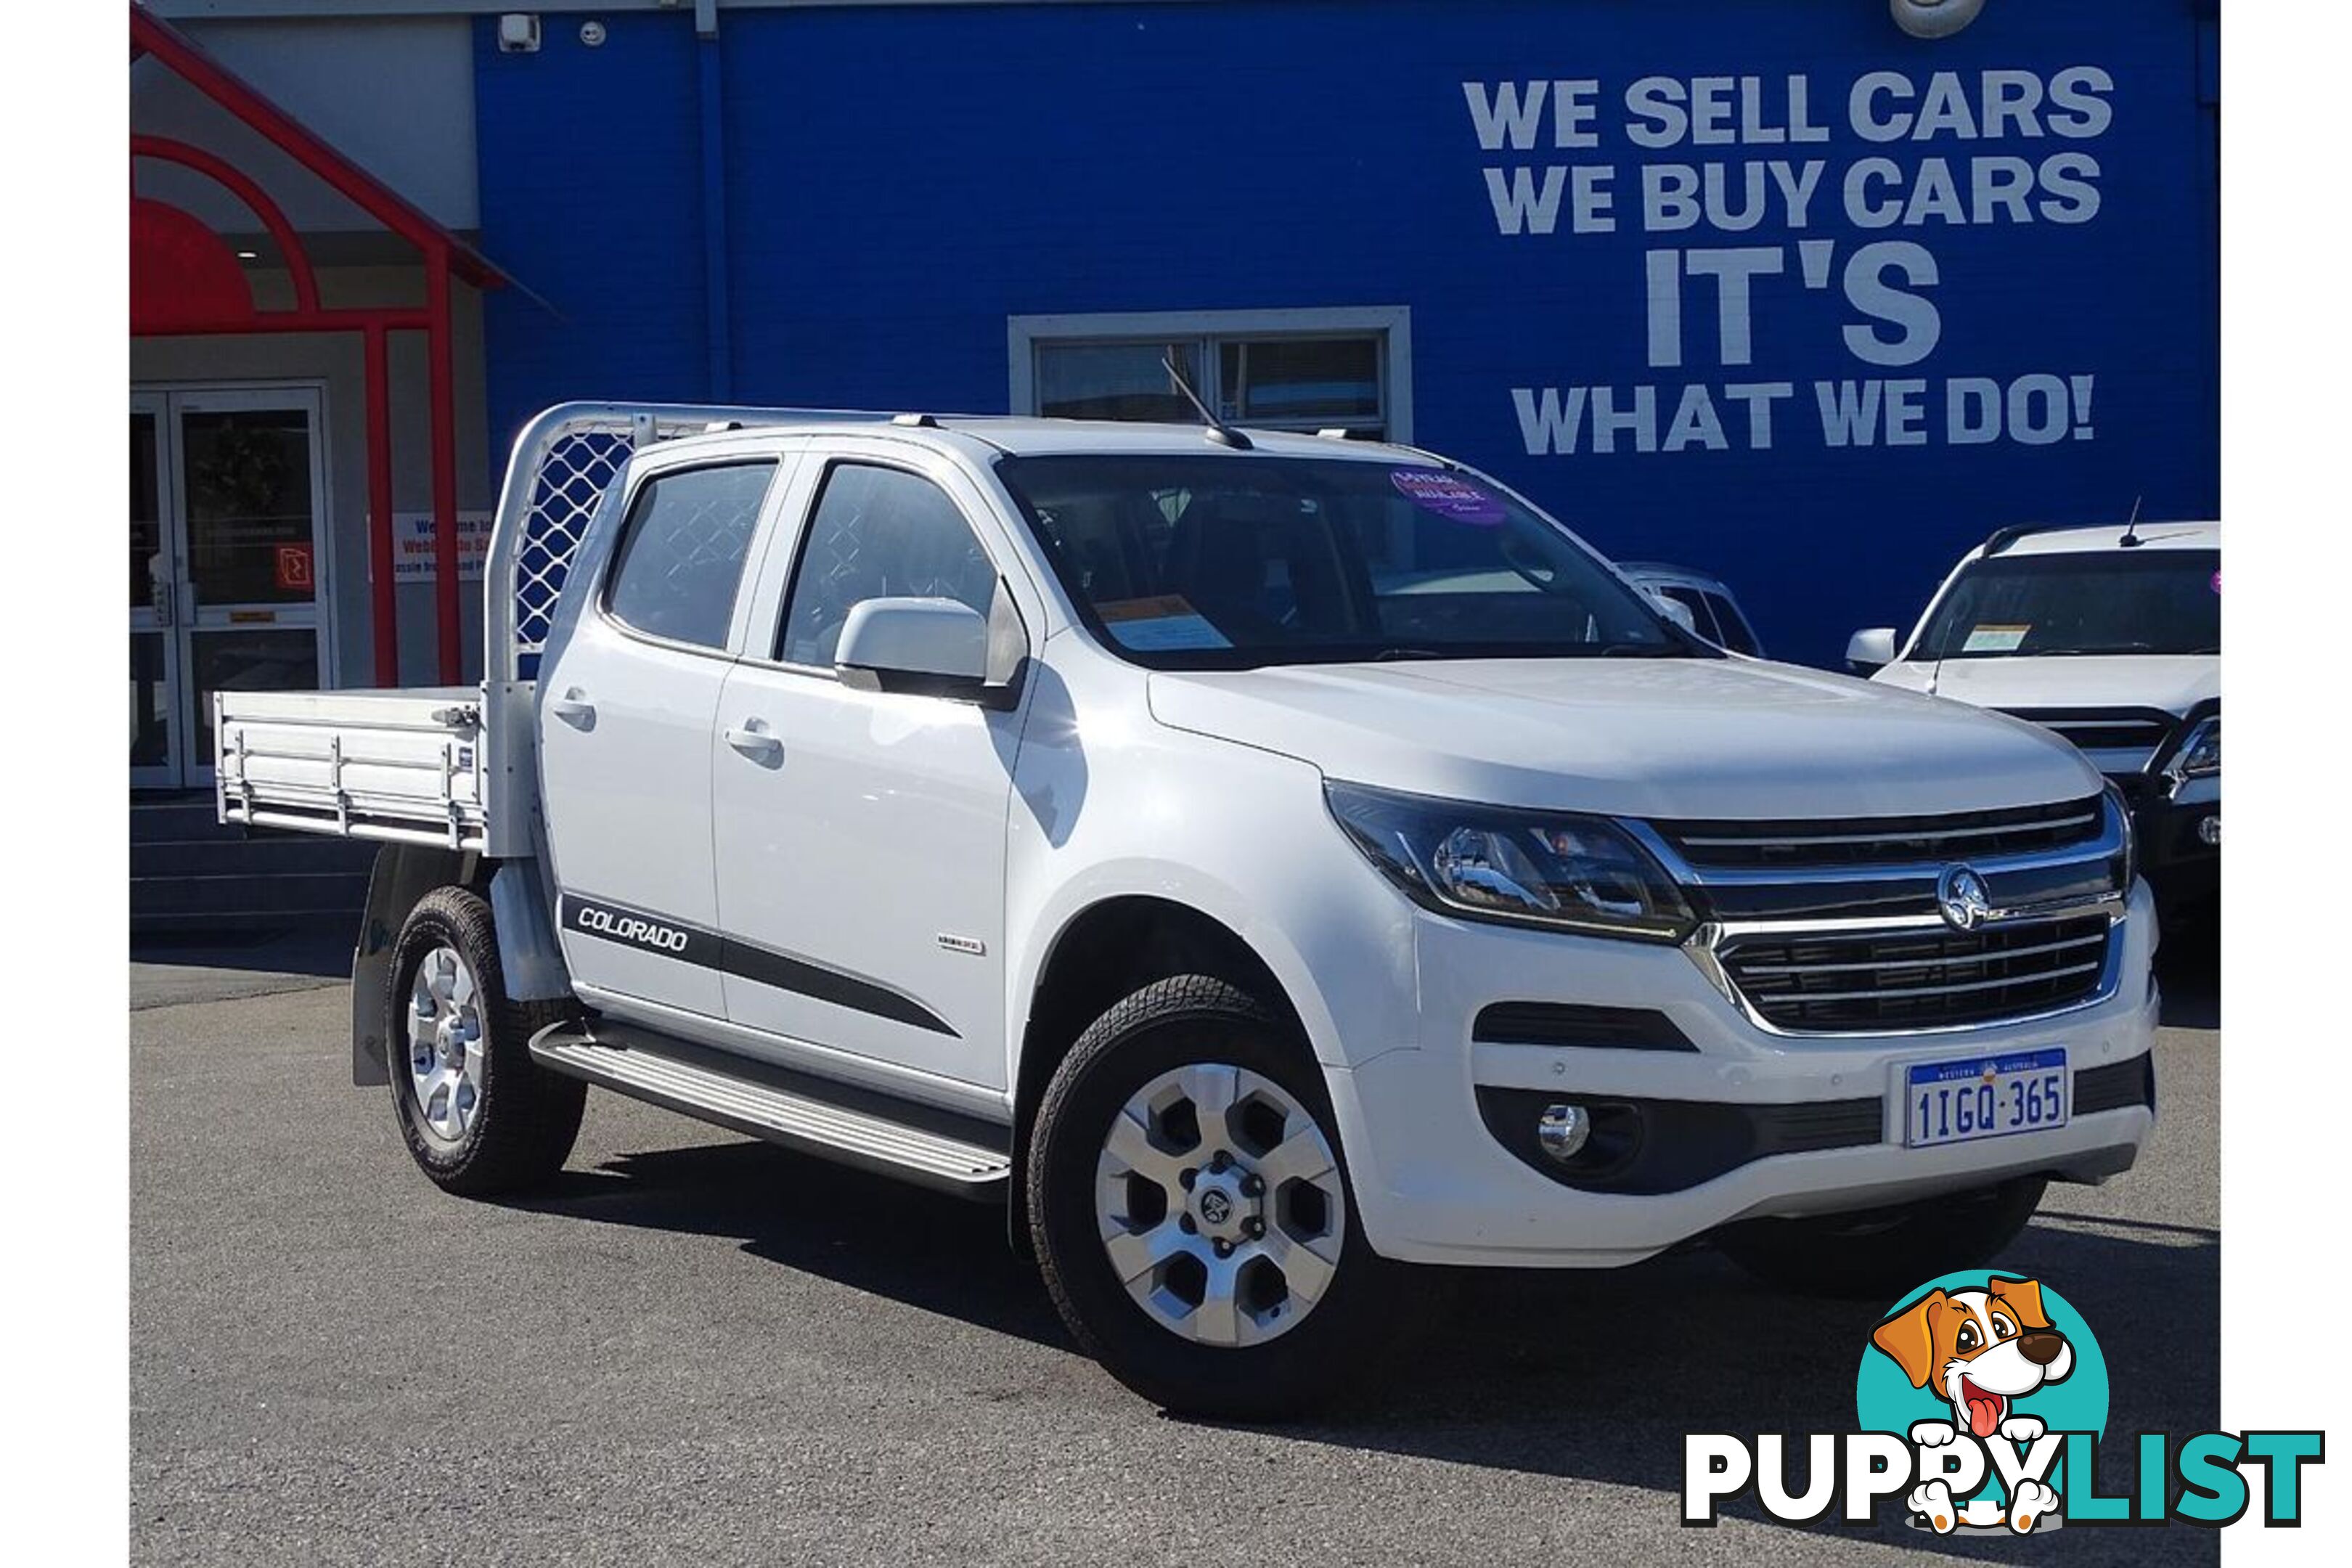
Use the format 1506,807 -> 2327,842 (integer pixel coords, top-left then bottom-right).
1913,548 -> 2221,660
992,454 -> 1692,669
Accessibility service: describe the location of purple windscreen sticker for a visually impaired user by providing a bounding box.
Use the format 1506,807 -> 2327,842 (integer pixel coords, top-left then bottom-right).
2211,569 -> 2221,595
1392,468 -> 1506,524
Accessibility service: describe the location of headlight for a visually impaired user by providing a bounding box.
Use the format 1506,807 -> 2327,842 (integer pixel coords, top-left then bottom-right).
1325,782 -> 1694,941
2166,716 -> 2219,782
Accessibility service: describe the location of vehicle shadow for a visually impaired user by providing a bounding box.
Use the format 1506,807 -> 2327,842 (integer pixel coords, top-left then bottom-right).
513,1141 -> 1070,1349
515,1138 -> 2216,1561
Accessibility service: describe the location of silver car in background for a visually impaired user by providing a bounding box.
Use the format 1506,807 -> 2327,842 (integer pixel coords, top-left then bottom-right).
1617,563 -> 1766,656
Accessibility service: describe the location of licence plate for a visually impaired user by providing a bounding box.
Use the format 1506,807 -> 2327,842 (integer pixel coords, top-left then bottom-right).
1902,1048 -> 2069,1148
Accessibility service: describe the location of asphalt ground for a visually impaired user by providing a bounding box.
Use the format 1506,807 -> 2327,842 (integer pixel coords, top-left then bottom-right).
130,928 -> 2219,1567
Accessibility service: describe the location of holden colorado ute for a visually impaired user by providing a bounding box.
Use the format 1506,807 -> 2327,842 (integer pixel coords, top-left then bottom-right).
216,403 -> 2158,1417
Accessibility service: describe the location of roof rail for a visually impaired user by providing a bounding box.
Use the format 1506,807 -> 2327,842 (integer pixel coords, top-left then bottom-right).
1982,520 -> 2096,557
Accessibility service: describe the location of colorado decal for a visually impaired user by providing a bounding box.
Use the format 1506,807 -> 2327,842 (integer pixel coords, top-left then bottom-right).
556,892 -> 956,1037
562,896 -> 711,962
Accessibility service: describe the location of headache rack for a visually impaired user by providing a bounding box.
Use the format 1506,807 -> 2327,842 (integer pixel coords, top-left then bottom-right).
217,401 -> 897,857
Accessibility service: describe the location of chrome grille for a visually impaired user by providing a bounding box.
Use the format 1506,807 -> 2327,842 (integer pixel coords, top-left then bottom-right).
1996,708 -> 2176,758
1653,796 -> 2104,872
1718,915 -> 2112,1032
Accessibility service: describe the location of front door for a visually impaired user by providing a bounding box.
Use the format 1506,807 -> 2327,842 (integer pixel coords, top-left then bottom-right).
713,452 -> 1026,1089
131,388 -> 331,788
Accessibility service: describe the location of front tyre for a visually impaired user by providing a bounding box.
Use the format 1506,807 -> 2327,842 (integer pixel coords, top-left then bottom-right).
388,886 -> 586,1197
1714,1175 -> 2048,1298
1028,975 -> 1389,1421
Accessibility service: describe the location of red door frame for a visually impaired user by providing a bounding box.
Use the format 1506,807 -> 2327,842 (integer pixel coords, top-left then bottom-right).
131,7 -> 508,685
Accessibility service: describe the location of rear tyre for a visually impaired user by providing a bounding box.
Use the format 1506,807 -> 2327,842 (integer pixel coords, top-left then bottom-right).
1028,975 -> 1391,1420
1714,1175 -> 2048,1298
388,886 -> 586,1197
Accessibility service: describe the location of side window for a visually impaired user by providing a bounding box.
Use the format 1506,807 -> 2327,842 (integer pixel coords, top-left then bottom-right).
604,462 -> 776,649
1703,592 -> 1760,655
1657,585 -> 1722,644
777,463 -> 1000,667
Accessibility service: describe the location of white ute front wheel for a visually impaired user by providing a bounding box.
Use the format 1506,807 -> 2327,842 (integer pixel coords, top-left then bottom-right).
1030,974 -> 1391,1419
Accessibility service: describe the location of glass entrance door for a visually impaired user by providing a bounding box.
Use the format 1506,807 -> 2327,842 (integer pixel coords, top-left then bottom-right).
130,396 -> 177,788
131,388 -> 330,789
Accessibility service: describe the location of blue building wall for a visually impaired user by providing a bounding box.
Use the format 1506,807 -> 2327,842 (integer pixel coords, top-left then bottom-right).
476,0 -> 2219,667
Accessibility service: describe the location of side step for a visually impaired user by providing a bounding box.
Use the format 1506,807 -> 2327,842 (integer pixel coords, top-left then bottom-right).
530,1024 -> 1012,1201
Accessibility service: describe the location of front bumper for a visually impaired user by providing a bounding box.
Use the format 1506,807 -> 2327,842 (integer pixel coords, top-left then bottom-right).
1321,879 -> 2160,1269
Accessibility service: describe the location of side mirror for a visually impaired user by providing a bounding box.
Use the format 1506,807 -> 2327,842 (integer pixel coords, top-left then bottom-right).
1646,589 -> 1698,635
836,597 -> 990,696
1846,626 -> 1899,677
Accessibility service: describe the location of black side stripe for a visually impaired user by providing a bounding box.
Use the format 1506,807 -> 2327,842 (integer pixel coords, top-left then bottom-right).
558,894 -> 958,1037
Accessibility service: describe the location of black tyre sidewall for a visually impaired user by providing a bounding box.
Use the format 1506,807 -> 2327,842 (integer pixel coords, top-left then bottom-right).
386,886 -> 583,1195
1029,976 -> 1388,1420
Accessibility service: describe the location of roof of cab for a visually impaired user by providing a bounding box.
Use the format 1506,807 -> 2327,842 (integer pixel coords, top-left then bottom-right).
652,413 -> 1442,465
1982,519 -> 2220,558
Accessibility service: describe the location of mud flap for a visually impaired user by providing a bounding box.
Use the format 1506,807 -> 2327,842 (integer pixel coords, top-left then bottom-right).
349,844 -> 471,1086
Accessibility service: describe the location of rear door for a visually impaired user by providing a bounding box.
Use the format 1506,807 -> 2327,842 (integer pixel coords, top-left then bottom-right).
711,442 -> 1031,1088
538,457 -> 786,1020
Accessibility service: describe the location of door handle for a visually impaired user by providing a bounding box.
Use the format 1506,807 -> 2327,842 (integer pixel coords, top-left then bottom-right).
724,722 -> 783,762
550,688 -> 597,729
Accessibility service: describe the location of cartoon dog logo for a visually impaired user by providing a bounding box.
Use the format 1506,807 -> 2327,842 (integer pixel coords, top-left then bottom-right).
1870,1275 -> 2073,1534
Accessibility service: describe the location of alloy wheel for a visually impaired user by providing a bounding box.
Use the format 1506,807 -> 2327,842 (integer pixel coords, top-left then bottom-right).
1093,1063 -> 1347,1347
407,944 -> 486,1145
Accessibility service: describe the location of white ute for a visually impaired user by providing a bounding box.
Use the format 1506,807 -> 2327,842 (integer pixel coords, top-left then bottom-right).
219,403 -> 2158,1416
1849,520 -> 2219,923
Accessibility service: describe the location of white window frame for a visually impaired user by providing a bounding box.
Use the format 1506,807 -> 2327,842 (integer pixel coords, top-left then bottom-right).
1007,306 -> 1413,442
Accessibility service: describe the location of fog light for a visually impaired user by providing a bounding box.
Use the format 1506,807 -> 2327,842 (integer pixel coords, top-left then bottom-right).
2198,815 -> 2220,847
1537,1103 -> 1593,1163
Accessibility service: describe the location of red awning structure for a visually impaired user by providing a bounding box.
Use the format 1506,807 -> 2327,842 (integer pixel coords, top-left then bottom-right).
131,3 -> 508,685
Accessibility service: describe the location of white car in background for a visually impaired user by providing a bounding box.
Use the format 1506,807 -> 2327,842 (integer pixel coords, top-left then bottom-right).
1849,520 -> 2219,923
1618,563 -> 1766,656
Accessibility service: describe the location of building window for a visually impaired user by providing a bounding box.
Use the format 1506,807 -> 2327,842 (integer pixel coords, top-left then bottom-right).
1010,308 -> 1410,442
